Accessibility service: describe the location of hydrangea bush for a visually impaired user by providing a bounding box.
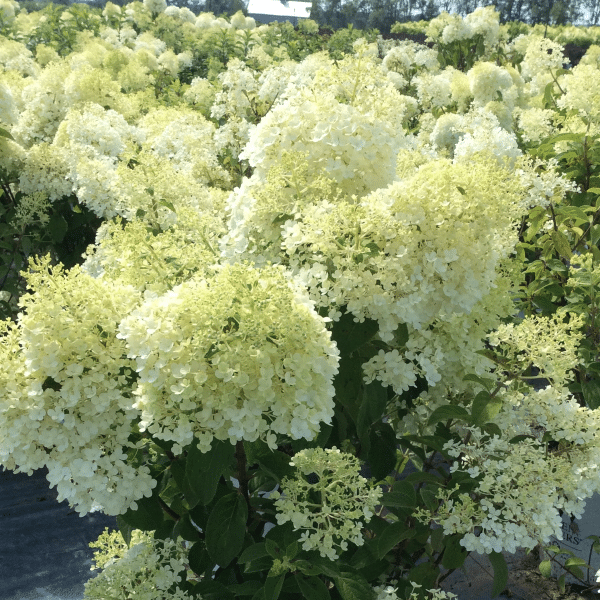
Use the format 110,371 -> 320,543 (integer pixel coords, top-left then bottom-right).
3,3 -> 600,600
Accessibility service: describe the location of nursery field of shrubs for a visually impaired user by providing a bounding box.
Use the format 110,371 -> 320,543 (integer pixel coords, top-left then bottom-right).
2,1 -> 600,598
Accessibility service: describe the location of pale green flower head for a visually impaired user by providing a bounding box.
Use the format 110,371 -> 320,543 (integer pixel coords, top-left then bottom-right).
85,533 -> 192,600
272,447 -> 382,560
118,263 -> 339,453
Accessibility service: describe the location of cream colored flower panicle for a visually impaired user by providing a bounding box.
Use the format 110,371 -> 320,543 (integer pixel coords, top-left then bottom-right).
286,154 -> 523,338
85,532 -> 192,600
138,106 -> 228,186
418,385 -> 600,555
82,208 -> 224,294
239,51 -> 411,199
143,0 -> 167,16
271,447 -> 382,560
488,314 -> 584,386
0,258 -> 155,516
118,263 -> 339,453
556,62 -> 600,123
519,36 -> 565,96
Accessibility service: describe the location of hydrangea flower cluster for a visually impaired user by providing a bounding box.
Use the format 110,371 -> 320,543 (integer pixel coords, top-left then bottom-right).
238,49 -> 412,198
0,258 -> 155,515
488,314 -> 584,386
118,262 -> 339,453
271,447 -> 382,560
418,383 -> 600,554
85,532 -> 192,600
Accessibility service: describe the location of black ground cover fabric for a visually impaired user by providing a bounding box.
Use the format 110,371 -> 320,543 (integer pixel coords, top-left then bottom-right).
0,467 -> 116,600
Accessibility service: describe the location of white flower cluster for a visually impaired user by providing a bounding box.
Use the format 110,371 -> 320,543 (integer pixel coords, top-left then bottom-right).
272,447 -> 382,560
85,533 -> 192,600
374,581 -> 459,600
0,259 -> 155,515
238,50 -> 411,199
118,262 -> 339,453
426,6 -> 500,50
488,314 -> 584,386
420,383 -> 600,554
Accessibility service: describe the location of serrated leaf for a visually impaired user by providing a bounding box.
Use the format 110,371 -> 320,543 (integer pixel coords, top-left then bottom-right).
463,373 -> 494,391
332,571 -> 375,600
265,538 -> 282,559
582,378 -> 600,409
228,581 -> 263,596
330,311 -> 379,355
0,127 -> 14,140
116,515 -> 133,547
489,551 -> 508,598
158,198 -> 176,212
427,405 -> 471,427
471,390 -> 502,426
376,521 -> 416,558
48,214 -> 68,243
188,541 -> 212,576
264,574 -> 285,600
205,492 -> 247,567
381,481 -> 416,509
185,439 -> 234,506
120,493 -> 164,531
564,556 -> 589,568
551,230 -> 572,260
258,450 -> 295,484
196,579 -> 236,600
239,542 -> 269,564
442,534 -> 468,569
420,488 -> 438,511
295,574 -> 331,600
539,559 -> 552,578
368,422 -> 398,481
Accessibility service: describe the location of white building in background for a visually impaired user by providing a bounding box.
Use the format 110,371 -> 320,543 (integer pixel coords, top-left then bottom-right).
247,0 -> 311,25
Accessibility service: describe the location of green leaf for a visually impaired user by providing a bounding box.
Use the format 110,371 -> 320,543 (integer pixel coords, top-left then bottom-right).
330,311 -> 379,355
264,574 -> 285,600
558,574 -> 566,593
120,493 -> 164,531
471,390 -> 502,426
427,405 -> 471,427
332,571 -> 375,600
116,515 -> 134,547
173,512 -> 202,541
48,214 -> 68,243
564,556 -> 589,568
205,492 -> 248,567
442,534 -> 468,569
419,487 -> 438,511
463,374 -> 494,391
381,481 -> 417,509
0,127 -> 14,140
266,538 -> 283,559
551,230 -> 572,261
228,581 -> 263,596
185,438 -> 234,506
376,521 -> 416,559
539,559 -> 552,578
368,422 -> 398,481
188,541 -> 213,576
158,198 -> 176,212
295,574 -> 331,600
407,561 -> 439,587
195,579 -> 236,600
582,378 -> 600,409
258,450 -> 295,484
239,542 -> 270,564
489,551 -> 508,598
